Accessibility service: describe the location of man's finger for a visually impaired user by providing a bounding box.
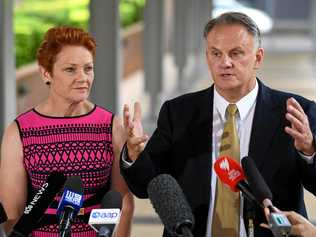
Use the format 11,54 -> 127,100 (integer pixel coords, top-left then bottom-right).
287,106 -> 306,127
128,135 -> 148,146
284,127 -> 306,145
123,104 -> 131,128
260,223 -> 270,229
290,224 -> 305,236
263,207 -> 270,221
286,111 -> 305,131
127,122 -> 135,137
284,211 -> 305,224
287,97 -> 304,114
133,102 -> 142,121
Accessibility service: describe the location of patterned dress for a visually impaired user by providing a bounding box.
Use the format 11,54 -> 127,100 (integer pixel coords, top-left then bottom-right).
16,105 -> 114,237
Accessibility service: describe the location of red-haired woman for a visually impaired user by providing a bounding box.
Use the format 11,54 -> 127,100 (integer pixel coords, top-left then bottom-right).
0,26 -> 134,237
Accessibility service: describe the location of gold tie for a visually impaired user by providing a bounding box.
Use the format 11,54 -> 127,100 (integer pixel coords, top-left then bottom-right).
212,104 -> 240,237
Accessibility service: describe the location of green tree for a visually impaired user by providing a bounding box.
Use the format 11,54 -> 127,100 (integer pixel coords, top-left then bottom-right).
14,0 -> 145,68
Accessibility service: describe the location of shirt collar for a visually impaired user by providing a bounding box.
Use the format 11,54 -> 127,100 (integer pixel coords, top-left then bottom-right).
214,80 -> 258,121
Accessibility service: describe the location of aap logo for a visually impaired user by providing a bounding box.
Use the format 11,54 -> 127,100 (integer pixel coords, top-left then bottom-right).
92,211 -> 118,219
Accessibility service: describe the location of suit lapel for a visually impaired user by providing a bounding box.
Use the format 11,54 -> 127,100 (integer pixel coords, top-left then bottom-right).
249,80 -> 282,169
187,87 -> 214,196
188,87 -> 213,155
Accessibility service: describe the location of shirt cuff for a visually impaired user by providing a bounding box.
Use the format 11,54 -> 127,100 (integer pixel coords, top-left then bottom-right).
121,143 -> 135,169
298,151 -> 315,164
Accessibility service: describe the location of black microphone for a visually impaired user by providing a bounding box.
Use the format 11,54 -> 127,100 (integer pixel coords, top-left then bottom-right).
57,176 -> 84,237
241,156 -> 272,204
241,156 -> 291,237
9,172 -> 67,237
88,190 -> 122,237
0,202 -> 7,224
147,174 -> 194,237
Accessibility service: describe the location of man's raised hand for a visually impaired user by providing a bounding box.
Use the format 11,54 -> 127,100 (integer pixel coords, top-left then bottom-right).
123,102 -> 148,161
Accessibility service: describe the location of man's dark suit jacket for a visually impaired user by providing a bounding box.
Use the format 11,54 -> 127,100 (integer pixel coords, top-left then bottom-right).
121,80 -> 316,237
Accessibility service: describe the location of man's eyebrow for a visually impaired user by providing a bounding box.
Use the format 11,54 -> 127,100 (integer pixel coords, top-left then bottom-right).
208,46 -> 220,51
230,47 -> 243,51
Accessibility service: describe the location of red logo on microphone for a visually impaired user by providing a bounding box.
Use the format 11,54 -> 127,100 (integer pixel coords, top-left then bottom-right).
214,156 -> 245,192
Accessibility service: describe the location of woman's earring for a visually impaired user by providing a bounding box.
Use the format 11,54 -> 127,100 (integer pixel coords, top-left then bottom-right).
45,81 -> 51,85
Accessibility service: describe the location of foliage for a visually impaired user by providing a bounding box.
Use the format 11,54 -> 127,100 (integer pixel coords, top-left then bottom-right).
14,0 -> 145,68
120,0 -> 145,27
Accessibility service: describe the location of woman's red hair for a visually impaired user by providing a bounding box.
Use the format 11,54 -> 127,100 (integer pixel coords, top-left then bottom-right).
37,26 -> 96,74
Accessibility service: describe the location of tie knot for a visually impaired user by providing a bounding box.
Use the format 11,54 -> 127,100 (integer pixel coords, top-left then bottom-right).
226,104 -> 238,116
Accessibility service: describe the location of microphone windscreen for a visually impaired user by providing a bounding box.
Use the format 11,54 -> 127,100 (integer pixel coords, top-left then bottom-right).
64,176 -> 83,194
10,172 -> 66,236
147,174 -> 194,236
101,190 -> 122,209
0,202 -> 7,224
241,156 -> 273,202
214,156 -> 245,191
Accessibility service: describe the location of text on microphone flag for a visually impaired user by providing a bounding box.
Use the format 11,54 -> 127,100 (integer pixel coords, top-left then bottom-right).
64,190 -> 83,206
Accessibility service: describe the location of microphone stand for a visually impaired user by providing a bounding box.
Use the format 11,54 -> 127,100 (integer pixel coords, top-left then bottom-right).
59,228 -> 71,237
59,206 -> 74,237
246,199 -> 255,237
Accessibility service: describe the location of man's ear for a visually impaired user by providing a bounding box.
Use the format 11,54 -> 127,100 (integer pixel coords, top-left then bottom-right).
254,47 -> 264,70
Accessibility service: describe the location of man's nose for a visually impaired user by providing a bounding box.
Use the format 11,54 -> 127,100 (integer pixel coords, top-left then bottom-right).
220,55 -> 233,68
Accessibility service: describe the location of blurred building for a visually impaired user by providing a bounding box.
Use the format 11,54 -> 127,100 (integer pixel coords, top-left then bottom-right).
251,0 -> 311,31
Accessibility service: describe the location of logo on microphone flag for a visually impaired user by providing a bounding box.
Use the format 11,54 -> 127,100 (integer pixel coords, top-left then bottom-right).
89,209 -> 121,225
64,190 -> 82,206
219,157 -> 230,171
214,156 -> 245,191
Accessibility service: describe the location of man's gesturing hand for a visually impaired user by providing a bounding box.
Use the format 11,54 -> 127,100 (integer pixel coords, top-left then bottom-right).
285,97 -> 315,156
123,102 -> 148,161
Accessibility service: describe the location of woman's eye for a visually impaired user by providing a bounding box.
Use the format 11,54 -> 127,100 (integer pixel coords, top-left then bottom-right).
65,67 -> 75,72
85,66 -> 94,72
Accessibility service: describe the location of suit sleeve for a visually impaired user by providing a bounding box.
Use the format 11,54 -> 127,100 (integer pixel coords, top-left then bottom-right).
120,101 -> 174,198
297,100 -> 316,194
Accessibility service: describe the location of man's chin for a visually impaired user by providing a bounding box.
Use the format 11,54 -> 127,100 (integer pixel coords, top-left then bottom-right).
215,82 -> 240,91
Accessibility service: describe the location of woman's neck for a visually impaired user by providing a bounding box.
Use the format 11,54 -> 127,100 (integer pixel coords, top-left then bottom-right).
36,98 -> 94,117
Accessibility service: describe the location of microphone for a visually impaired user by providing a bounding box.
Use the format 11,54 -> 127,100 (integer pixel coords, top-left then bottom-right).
9,172 -> 67,237
214,156 -> 262,207
88,190 -> 122,237
241,156 -> 291,237
147,174 -> 194,237
57,176 -> 84,237
0,203 -> 7,224
241,156 -> 273,204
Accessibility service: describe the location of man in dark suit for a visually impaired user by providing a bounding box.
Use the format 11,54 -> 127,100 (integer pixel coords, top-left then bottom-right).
120,12 -> 316,237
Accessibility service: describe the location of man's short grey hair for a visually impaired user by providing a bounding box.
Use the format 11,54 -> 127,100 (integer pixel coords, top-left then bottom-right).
203,11 -> 262,48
